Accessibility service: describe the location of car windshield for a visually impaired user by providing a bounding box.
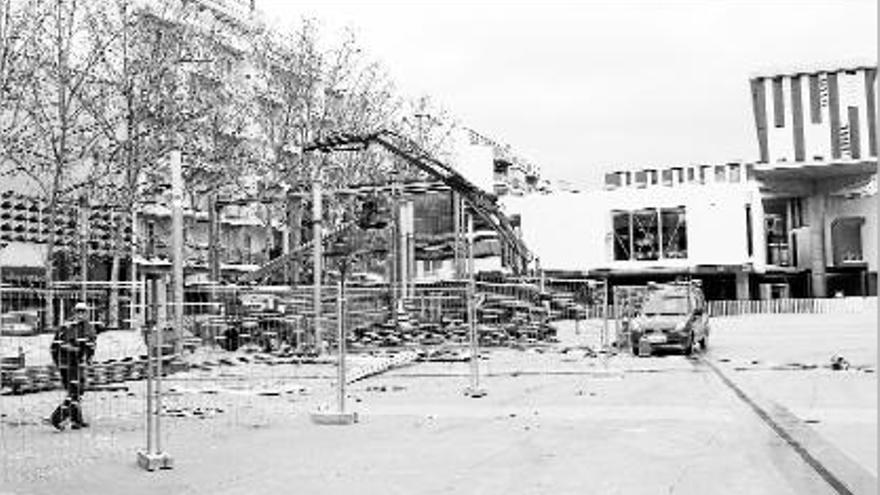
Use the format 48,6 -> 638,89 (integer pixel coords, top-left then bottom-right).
642,294 -> 690,316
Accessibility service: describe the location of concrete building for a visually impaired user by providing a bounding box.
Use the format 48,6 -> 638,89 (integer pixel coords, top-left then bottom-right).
749,64 -> 877,297
504,63 -> 877,300
504,162 -> 767,299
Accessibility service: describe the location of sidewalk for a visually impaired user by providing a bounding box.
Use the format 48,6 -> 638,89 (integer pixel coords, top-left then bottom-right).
708,311 -> 878,478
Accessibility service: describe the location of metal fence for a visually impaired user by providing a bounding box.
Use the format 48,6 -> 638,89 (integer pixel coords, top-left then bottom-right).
707,296 -> 877,317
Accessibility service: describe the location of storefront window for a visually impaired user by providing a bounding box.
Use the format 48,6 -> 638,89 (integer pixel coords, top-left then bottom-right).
612,207 -> 688,261
661,207 -> 687,258
612,210 -> 631,261
632,209 -> 659,260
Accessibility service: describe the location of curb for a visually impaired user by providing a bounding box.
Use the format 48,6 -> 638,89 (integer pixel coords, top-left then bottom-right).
704,358 -> 877,495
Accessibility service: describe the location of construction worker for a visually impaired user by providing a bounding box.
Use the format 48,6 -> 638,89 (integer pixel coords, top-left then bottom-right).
48,301 -> 96,430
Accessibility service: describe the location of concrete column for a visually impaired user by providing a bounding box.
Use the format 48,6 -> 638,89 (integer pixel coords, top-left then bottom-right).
735,271 -> 750,300
808,186 -> 827,298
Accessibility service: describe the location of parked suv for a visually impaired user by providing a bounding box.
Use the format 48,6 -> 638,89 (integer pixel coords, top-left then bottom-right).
629,283 -> 709,356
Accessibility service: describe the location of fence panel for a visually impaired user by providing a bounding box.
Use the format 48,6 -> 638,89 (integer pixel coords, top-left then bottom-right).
707,296 -> 876,317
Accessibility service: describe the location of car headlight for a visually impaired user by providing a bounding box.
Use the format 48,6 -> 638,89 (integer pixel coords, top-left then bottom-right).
675,322 -> 687,332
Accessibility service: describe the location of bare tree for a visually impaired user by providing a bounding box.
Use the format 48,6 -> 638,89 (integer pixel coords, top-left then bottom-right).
5,0 -> 123,327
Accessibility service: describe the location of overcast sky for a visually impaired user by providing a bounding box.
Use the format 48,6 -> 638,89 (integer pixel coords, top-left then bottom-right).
257,0 -> 877,186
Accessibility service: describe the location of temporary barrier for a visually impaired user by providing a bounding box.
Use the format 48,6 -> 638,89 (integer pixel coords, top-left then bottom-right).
707,296 -> 877,317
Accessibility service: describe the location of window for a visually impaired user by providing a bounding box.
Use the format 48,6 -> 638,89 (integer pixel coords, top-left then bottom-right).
634,171 -> 647,188
831,217 -> 864,265
687,167 -> 695,182
699,166 -> 711,184
612,208 -> 689,261
648,170 -> 658,185
673,168 -> 684,184
632,209 -> 660,260
660,207 -> 687,259
604,173 -> 621,189
790,198 -> 804,228
661,169 -> 673,186
728,164 -> 741,183
612,211 -> 631,261
745,205 -> 753,256
715,165 -> 726,183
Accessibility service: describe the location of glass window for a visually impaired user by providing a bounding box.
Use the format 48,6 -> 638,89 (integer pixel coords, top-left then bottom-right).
661,169 -> 673,186
745,205 -> 753,256
728,164 -> 741,182
634,171 -> 647,187
642,294 -> 689,315
604,173 -> 621,189
612,211 -> 632,261
687,167 -> 695,182
699,166 -> 710,183
648,170 -> 658,185
660,207 -> 687,259
632,209 -> 659,260
715,165 -> 726,182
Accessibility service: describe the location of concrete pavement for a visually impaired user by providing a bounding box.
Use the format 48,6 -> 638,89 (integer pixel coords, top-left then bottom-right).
1,312 -> 875,494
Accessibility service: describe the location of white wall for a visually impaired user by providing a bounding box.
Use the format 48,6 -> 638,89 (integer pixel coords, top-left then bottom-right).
503,182 -> 763,272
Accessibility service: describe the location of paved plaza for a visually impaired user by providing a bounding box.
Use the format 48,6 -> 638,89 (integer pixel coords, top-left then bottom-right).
1,311 -> 876,495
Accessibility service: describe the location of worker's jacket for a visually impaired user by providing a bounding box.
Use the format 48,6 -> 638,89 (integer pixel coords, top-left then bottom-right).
50,319 -> 96,368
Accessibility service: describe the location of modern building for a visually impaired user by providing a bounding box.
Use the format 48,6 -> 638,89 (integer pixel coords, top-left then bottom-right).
505,63 -> 877,300
504,162 -> 766,299
749,64 -> 877,297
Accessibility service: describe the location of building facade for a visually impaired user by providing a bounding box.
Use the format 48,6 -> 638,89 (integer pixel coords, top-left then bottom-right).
750,64 -> 877,297
506,63 -> 877,300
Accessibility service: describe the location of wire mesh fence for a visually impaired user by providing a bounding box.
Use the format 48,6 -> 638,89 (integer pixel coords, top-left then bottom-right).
1,276 -> 613,481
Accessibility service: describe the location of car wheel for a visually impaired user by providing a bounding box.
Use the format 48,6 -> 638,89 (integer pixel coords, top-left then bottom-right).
683,332 -> 694,356
699,334 -> 708,351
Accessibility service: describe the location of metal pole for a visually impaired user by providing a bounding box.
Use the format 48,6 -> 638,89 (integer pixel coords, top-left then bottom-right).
155,283 -> 165,454
452,192 -> 461,279
130,208 -> 138,331
337,278 -> 345,413
399,200 -> 408,300
389,179 -> 399,327
312,175 -> 323,354
79,195 -> 89,303
603,278 -> 610,351
170,150 -> 184,348
145,323 -> 154,454
466,213 -> 483,396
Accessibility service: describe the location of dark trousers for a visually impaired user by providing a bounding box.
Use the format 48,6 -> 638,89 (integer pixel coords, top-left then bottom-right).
51,361 -> 86,425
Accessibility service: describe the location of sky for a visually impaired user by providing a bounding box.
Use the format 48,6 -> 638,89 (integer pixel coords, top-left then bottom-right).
256,0 -> 877,187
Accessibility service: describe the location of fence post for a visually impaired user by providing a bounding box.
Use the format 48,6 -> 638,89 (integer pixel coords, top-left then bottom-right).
464,214 -> 485,398
136,323 -> 173,471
